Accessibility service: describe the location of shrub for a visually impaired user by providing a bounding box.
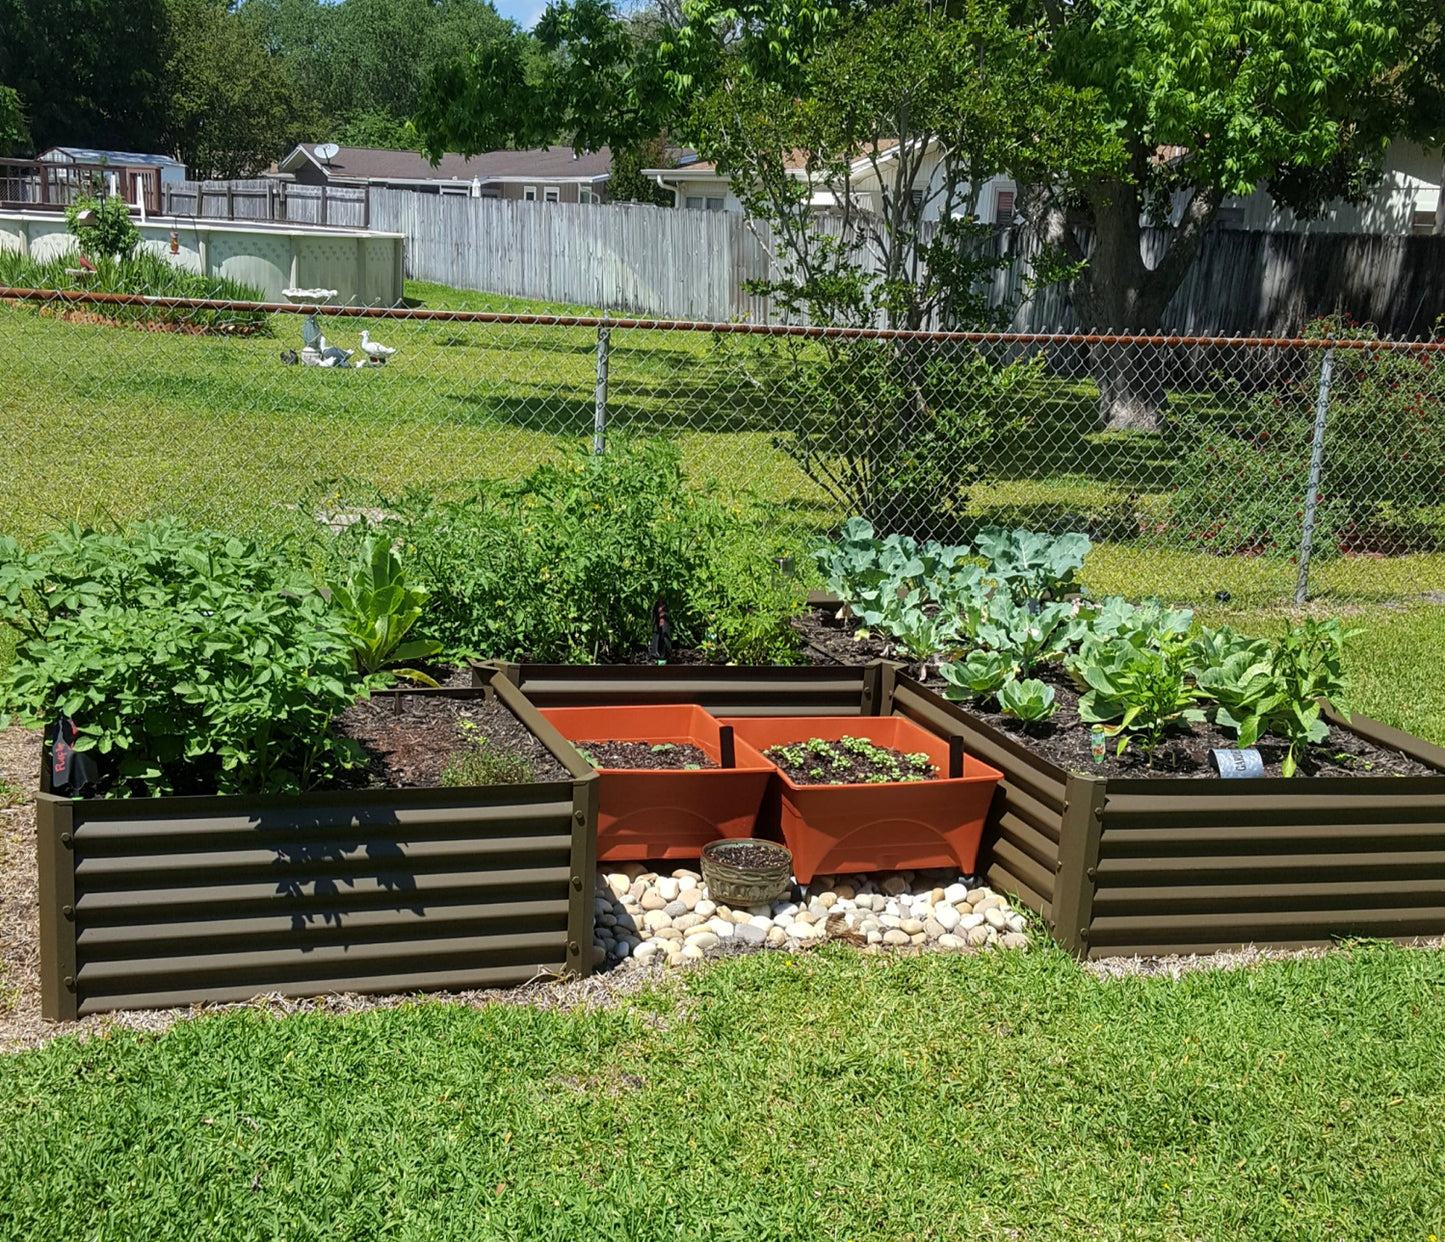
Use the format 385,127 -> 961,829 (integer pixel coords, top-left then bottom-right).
1168,318 -> 1445,557
334,439 -> 802,664
757,338 -> 1038,541
66,193 -> 140,260
0,520 -> 370,797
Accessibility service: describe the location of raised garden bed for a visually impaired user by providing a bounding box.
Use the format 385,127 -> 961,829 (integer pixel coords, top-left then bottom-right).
487,660 -> 1445,957
35,670 -> 598,1020
539,704 -> 774,861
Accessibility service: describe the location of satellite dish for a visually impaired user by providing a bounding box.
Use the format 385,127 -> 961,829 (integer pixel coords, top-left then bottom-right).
315,142 -> 340,165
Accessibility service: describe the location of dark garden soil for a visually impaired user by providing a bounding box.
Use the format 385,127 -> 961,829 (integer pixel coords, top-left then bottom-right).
791,606 -> 1438,780
579,741 -> 717,770
763,739 -> 940,786
705,840 -> 790,869
335,692 -> 570,787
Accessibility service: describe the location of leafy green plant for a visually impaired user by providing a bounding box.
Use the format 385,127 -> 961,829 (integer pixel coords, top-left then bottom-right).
940,648 -> 1016,701
442,721 -> 534,787
812,517 -> 974,630
972,597 -> 1082,675
1198,618 -> 1357,776
65,193 -> 140,260
334,440 -> 779,664
0,520 -> 368,797
998,677 -> 1057,723
974,528 -> 1092,602
327,535 -> 441,685
1075,635 -> 1206,764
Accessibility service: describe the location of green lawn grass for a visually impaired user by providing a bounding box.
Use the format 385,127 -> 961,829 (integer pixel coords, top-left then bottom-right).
1,944 -> 1442,1239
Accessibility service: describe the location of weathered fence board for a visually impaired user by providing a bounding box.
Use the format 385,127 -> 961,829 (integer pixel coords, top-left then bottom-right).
162,180 -> 369,229
370,184 -> 1445,332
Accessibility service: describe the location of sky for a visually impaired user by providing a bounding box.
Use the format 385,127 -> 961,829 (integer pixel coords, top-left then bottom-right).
492,0 -> 549,29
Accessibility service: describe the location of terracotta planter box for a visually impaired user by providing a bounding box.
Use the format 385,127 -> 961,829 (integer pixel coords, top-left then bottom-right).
540,704 -> 775,861
718,714 -> 1004,884
34,670 -> 599,1021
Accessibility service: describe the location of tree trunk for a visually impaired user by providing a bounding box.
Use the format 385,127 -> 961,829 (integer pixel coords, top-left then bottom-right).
1070,175 -> 1221,432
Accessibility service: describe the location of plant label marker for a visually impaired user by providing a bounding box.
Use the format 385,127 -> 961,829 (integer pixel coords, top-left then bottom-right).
949,735 -> 964,780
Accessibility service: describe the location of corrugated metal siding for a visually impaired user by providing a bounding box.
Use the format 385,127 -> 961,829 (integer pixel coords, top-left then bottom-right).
44,783 -> 583,1017
1087,777 -> 1445,957
483,662 -> 874,718
889,678 -> 1062,920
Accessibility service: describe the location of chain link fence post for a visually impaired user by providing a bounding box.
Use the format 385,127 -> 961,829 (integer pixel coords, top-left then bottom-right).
593,323 -> 610,455
1293,342 -> 1336,607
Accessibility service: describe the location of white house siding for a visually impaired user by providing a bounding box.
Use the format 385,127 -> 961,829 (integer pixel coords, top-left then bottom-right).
1216,141 -> 1442,235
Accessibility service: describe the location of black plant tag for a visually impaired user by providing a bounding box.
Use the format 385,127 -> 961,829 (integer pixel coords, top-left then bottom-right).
51,714 -> 99,798
647,598 -> 672,664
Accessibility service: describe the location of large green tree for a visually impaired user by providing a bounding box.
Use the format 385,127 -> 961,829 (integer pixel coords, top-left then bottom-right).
1021,0 -> 1431,428
0,0 -> 169,152
162,0 -> 311,177
241,0 -> 525,149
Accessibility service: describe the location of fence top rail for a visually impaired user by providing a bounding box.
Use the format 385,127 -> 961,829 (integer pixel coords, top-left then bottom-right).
3,285 -> 1444,350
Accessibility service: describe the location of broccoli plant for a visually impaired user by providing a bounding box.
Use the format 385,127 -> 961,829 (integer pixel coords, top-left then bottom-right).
940,648 -> 1016,700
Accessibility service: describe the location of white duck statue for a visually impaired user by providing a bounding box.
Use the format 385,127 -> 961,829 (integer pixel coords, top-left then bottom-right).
317,335 -> 354,366
360,330 -> 397,361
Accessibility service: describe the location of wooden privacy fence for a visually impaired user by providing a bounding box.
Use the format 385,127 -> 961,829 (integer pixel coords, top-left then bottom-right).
368,183 -> 1445,332
162,180 -> 370,228
369,188 -> 774,320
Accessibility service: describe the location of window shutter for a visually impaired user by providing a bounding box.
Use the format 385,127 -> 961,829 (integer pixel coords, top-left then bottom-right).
994,190 -> 1016,224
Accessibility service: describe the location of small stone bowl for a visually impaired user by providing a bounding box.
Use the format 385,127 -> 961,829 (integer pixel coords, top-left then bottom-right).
700,838 -> 793,907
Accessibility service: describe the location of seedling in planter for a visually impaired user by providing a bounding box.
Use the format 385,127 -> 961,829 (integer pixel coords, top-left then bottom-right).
765,736 -> 937,785
998,677 -> 1058,723
328,536 -> 442,686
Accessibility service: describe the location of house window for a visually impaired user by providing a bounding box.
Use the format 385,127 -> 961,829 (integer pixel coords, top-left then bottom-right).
1413,209 -> 1439,236
579,187 -> 592,204
523,185 -> 537,201
910,189 -> 925,208
1213,205 -> 1247,230
544,187 -> 560,202
705,196 -> 724,212
685,195 -> 703,209
994,189 -> 1016,225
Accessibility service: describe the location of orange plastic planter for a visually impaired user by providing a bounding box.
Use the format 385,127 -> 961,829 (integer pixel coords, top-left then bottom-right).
717,716 -> 1004,883
540,704 -> 775,862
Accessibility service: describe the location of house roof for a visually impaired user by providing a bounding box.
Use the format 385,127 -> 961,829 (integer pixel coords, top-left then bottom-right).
39,146 -> 184,169
645,139 -> 903,182
276,144 -> 613,185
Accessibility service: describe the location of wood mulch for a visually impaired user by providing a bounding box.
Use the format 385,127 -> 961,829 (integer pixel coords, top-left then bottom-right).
336,690 -> 570,787
790,606 -> 1439,780
577,741 -> 715,770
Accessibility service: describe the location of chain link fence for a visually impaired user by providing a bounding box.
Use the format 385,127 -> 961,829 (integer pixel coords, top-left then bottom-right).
2,285 -> 1443,610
